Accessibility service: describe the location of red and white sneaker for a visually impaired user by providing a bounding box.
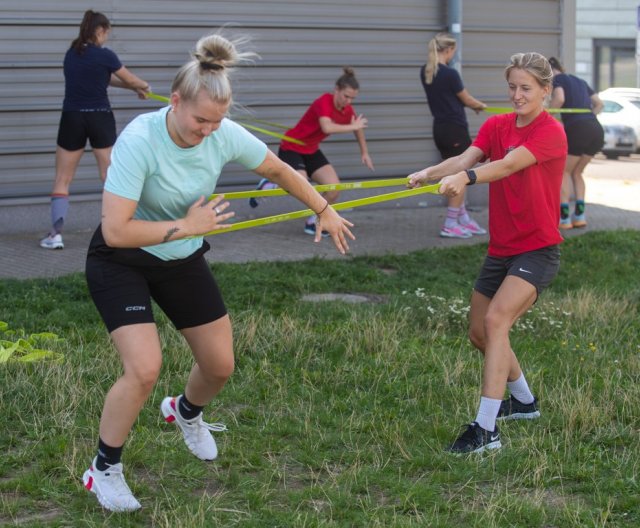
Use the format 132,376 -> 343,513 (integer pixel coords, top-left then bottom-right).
83,457 -> 141,512
161,396 -> 227,461
439,224 -> 473,239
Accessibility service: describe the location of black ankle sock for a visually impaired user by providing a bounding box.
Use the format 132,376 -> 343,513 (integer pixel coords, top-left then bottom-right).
96,438 -> 124,471
178,393 -> 204,420
560,203 -> 570,220
575,200 -> 585,216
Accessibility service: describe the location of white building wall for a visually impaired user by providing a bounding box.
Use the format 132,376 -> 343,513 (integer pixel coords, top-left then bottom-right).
575,0 -> 639,85
0,0 -> 567,204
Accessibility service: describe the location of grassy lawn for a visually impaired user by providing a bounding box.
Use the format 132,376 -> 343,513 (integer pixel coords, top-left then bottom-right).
0,230 -> 638,527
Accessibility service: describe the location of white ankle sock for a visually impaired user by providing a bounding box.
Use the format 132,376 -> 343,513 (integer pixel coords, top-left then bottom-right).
475,396 -> 501,432
507,373 -> 534,404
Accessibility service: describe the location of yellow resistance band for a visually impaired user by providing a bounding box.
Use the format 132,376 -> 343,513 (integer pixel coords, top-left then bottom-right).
147,92 -> 304,145
209,177 -> 412,201
203,183 -> 441,236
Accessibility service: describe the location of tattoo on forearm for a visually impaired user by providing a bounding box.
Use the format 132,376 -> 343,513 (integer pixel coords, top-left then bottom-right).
163,227 -> 179,243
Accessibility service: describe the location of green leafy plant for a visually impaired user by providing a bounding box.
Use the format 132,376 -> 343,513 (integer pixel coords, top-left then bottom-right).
0,321 -> 64,363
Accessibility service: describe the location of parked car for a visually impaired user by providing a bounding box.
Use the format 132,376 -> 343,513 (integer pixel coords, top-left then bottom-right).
600,87 -> 640,100
597,89 -> 640,153
600,123 -> 636,159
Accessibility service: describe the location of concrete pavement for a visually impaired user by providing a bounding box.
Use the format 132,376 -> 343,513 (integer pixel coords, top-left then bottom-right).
1,155 -> 639,280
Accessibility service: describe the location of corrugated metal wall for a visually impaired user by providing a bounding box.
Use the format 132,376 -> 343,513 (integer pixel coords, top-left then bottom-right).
0,0 -> 564,200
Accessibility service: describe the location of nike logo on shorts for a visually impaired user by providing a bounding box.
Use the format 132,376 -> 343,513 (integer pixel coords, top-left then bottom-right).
519,268 -> 533,274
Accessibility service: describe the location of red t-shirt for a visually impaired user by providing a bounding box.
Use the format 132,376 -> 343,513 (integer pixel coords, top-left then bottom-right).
472,111 -> 567,257
280,92 -> 356,154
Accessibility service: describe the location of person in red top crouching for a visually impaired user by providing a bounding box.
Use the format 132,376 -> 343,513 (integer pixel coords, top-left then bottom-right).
251,67 -> 374,237
408,52 -> 567,454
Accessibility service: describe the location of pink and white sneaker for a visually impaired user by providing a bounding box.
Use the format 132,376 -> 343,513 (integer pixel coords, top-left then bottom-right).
459,218 -> 487,235
440,224 -> 473,239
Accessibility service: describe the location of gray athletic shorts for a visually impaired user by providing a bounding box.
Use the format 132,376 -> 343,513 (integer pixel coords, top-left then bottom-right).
474,245 -> 560,300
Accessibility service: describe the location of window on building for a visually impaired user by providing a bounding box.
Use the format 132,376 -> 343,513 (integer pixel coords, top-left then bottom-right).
594,39 -> 637,91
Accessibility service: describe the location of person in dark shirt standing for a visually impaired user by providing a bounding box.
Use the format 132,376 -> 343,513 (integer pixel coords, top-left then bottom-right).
420,32 -> 487,239
548,57 -> 604,229
40,10 -> 150,250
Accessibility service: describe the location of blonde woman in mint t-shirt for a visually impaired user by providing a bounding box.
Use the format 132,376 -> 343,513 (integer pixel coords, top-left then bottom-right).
82,32 -> 355,513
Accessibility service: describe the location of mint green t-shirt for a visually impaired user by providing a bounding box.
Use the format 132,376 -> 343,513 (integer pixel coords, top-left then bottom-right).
104,106 -> 268,260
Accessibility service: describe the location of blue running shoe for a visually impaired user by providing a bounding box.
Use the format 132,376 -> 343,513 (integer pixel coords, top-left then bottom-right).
303,220 -> 330,238
249,178 -> 276,208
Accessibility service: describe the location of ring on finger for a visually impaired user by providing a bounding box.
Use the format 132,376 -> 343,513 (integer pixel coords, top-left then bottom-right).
214,206 -> 220,215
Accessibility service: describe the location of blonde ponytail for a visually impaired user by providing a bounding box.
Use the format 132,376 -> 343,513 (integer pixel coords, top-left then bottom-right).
423,32 -> 457,85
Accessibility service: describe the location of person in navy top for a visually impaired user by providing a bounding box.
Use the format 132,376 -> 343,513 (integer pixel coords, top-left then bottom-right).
420,32 -> 487,239
549,57 -> 604,229
40,10 -> 150,251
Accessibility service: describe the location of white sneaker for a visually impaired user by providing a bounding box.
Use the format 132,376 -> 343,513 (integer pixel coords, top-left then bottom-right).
161,396 -> 227,461
40,233 -> 64,249
83,457 -> 141,512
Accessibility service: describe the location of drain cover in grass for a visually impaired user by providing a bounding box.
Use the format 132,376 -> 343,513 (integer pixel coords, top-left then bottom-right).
301,293 -> 373,304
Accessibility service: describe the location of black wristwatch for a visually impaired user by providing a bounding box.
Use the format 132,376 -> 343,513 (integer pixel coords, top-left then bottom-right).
465,169 -> 477,186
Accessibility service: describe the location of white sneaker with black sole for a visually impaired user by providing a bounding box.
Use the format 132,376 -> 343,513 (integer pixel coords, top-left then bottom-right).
40,233 -> 64,249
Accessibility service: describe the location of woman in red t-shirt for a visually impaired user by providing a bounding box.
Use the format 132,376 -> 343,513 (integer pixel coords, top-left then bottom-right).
250,67 -> 374,236
408,52 -> 567,454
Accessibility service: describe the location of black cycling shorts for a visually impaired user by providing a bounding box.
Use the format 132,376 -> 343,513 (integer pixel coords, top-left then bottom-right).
57,110 -> 117,150
433,122 -> 472,160
85,226 -> 227,333
278,148 -> 330,178
564,119 -> 605,157
474,245 -> 560,300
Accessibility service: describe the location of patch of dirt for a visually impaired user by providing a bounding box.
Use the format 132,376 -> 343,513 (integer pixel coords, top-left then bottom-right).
301,293 -> 387,304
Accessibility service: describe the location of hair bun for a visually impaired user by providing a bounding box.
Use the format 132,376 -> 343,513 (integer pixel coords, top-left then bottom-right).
193,34 -> 238,72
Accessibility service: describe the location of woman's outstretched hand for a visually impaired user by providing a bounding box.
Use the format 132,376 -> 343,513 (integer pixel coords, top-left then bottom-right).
315,207 -> 355,255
